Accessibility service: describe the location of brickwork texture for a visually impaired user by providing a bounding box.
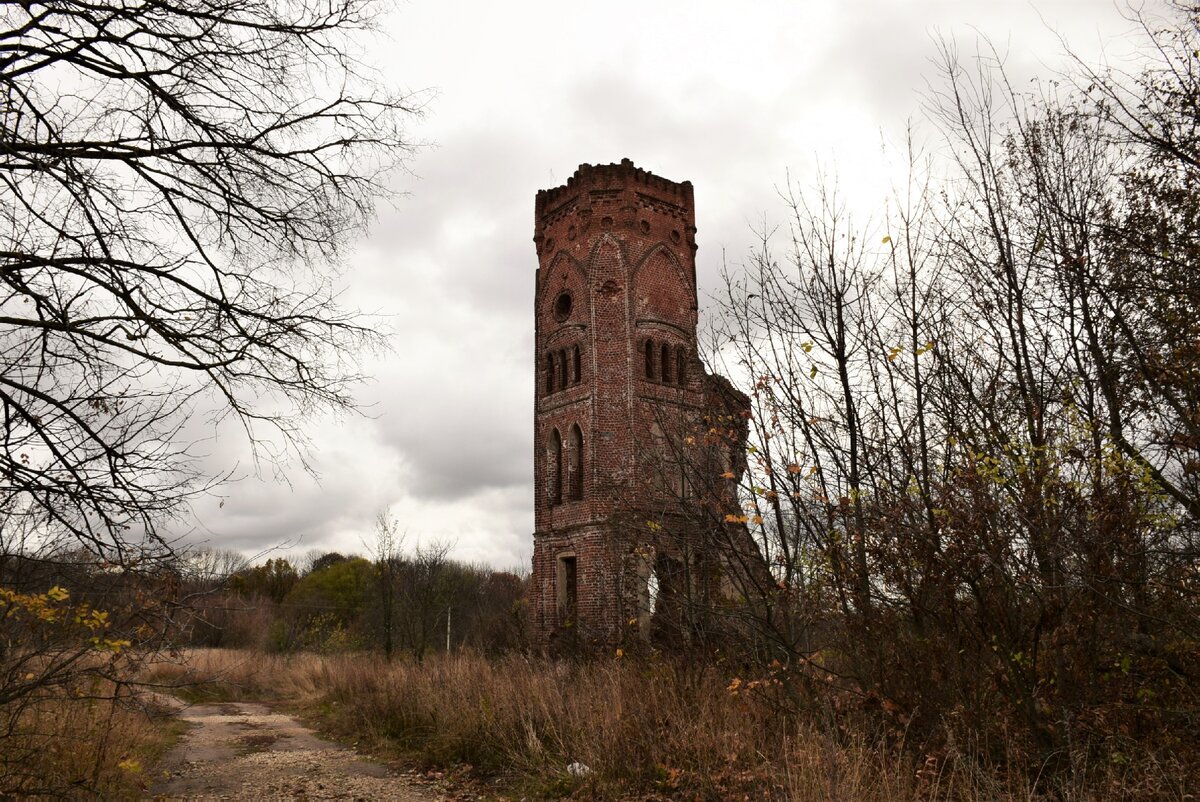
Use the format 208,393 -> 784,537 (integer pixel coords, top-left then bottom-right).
531,159 -> 753,651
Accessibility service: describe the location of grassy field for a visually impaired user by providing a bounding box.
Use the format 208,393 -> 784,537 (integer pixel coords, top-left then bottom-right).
141,648 -> 1188,801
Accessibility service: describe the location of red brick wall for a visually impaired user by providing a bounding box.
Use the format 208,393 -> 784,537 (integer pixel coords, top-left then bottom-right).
531,160 -> 710,648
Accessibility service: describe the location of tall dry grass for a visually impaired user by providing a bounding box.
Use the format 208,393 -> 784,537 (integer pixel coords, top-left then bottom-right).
0,680 -> 180,797
145,648 -> 1186,801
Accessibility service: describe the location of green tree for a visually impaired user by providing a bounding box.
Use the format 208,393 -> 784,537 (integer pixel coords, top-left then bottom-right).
230,558 -> 298,604
278,557 -> 373,651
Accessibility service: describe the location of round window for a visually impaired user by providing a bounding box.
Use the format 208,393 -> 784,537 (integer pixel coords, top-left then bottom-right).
553,292 -> 573,321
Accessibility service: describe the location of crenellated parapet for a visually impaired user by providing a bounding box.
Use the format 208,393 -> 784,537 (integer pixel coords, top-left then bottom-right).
533,158 -> 697,264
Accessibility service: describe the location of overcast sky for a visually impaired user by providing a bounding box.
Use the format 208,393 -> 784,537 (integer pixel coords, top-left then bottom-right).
183,0 -> 1153,571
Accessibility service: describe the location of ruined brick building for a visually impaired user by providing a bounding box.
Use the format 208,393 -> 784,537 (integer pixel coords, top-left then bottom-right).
530,160 -> 763,650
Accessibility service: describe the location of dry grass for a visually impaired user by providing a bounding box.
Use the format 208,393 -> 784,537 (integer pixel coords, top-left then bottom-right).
140,648 -> 1192,801
0,679 -> 182,797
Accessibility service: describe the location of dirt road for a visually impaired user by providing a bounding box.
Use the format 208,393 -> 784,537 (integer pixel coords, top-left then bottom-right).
149,699 -> 440,800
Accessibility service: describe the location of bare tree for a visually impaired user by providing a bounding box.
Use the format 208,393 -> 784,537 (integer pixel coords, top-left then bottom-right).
693,20 -> 1200,783
370,510 -> 404,660
181,547 -> 251,587
397,539 -> 452,660
1,0 -> 419,562
0,1 -> 418,790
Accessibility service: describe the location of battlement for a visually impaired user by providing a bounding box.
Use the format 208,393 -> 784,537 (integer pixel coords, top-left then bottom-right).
535,158 -> 693,220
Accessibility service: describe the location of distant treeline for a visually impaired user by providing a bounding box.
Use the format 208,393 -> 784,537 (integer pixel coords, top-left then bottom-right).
177,547 -> 527,657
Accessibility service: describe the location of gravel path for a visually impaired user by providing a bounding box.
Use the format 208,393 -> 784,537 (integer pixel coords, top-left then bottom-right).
149,699 -> 441,800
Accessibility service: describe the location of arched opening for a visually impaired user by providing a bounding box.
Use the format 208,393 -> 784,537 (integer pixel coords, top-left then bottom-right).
572,345 -> 582,385
649,554 -> 685,647
635,549 -> 659,641
545,352 -> 555,394
557,553 -> 577,628
553,291 -> 573,322
676,346 -> 688,385
644,339 -> 655,380
568,424 -> 584,500
647,563 -> 660,615
557,350 -> 568,392
660,342 -> 672,384
549,428 -> 562,505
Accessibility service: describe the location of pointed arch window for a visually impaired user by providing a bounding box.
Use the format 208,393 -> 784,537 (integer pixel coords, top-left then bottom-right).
557,553 -> 577,626
572,345 -> 582,385
660,343 -> 672,384
649,421 -> 668,483
650,421 -> 667,451
568,424 -> 584,500
549,428 -> 563,505
644,339 -> 655,380
649,422 -> 685,498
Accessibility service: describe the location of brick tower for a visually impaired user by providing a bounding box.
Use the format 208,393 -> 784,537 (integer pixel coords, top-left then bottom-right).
530,159 -> 747,650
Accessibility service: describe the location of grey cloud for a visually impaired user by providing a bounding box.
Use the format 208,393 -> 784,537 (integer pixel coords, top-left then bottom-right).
182,414 -> 402,554
369,372 -> 532,501
177,0 -> 1145,570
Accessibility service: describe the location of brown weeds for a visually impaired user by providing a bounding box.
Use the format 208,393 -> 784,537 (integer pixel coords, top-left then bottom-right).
142,648 -> 1193,801
0,678 -> 179,796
